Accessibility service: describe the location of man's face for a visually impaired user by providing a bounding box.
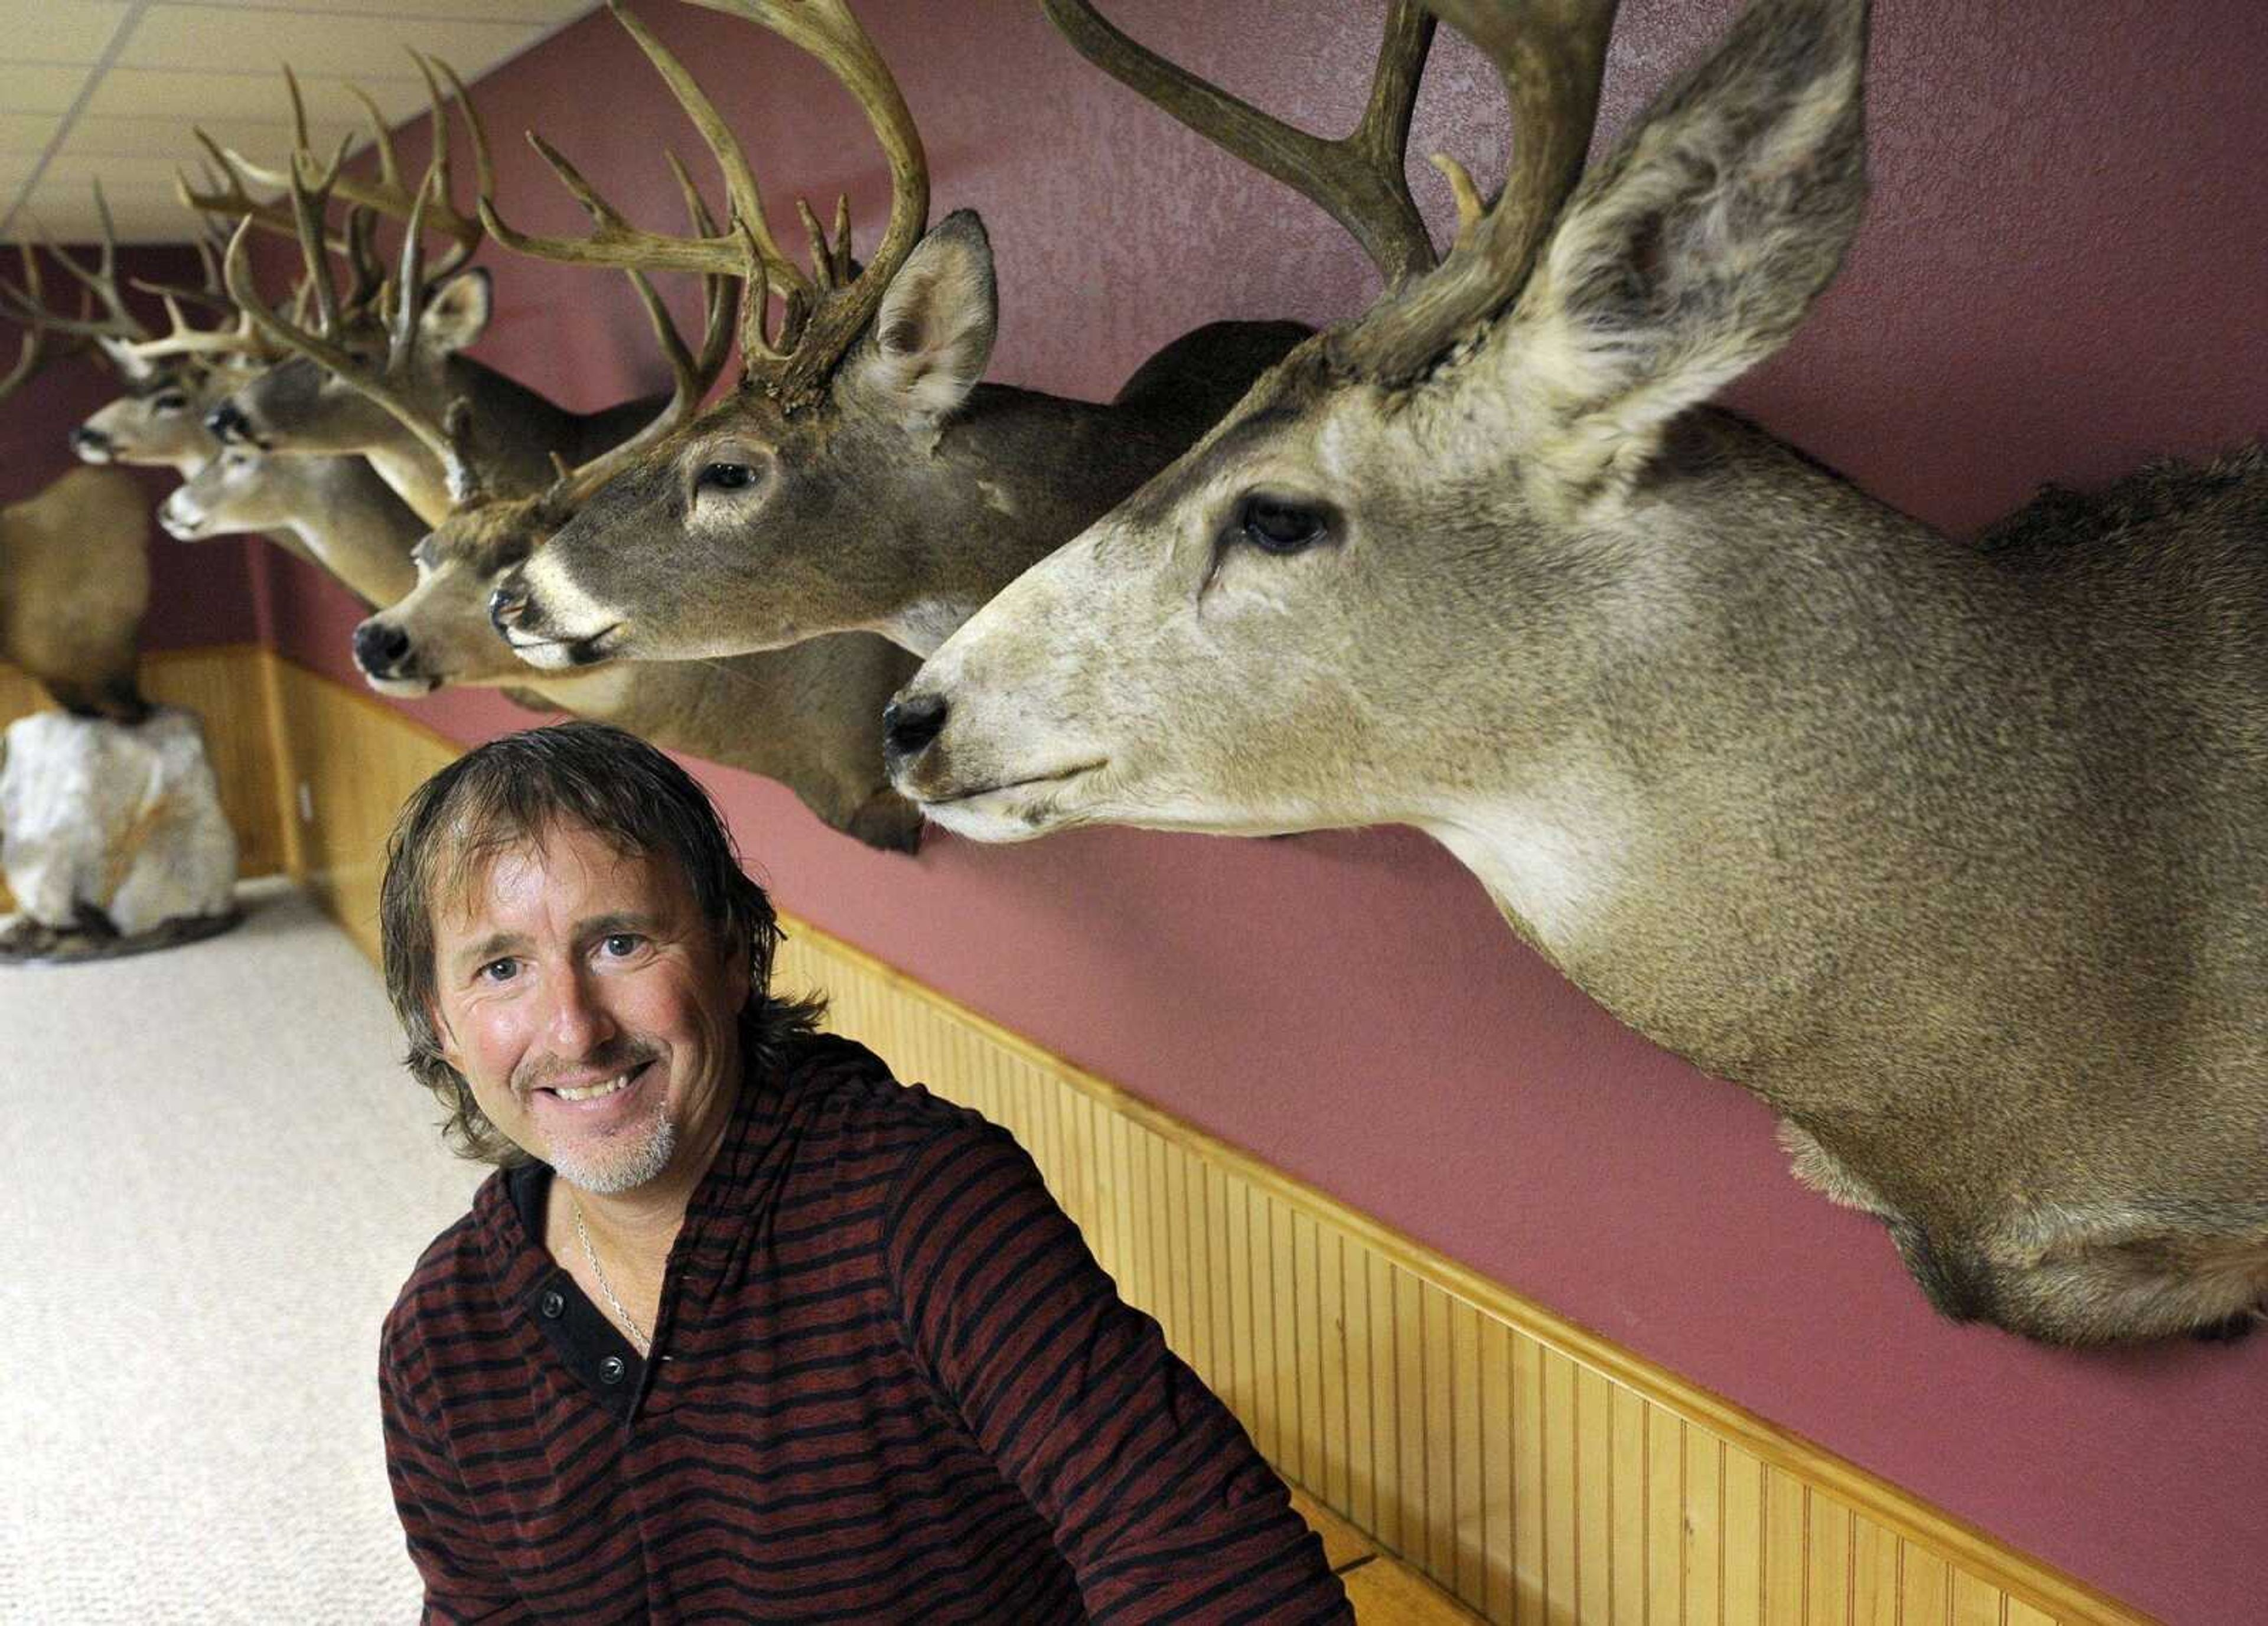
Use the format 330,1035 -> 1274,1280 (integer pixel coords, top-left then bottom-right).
427,820 -> 747,1195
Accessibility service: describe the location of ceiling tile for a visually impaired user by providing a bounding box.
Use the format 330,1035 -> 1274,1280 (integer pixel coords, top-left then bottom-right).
0,64 -> 97,115
184,0 -> 589,19
0,112 -> 56,155
2,1 -> 132,65
39,152 -> 199,188
84,68 -> 428,126
61,112 -> 357,162
121,6 -> 546,79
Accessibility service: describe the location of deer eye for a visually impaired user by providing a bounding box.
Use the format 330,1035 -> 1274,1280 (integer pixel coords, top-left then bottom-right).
697,461 -> 759,493
152,392 -> 189,413
1235,494 -> 1331,555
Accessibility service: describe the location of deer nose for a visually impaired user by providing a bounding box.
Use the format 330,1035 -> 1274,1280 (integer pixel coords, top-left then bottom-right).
488,580 -> 531,633
70,425 -> 111,457
353,620 -> 412,677
205,402 -> 252,444
882,692 -> 949,768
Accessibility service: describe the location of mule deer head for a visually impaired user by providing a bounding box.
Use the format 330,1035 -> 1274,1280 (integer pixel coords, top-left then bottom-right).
888,0 -> 2268,1345
483,0 -> 1315,666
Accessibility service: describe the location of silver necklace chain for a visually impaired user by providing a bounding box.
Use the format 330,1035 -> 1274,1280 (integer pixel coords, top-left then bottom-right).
572,1198 -> 654,1357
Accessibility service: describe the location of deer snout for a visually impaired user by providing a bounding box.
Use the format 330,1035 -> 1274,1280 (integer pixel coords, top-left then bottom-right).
353,618 -> 413,679
882,692 -> 950,774
157,491 -> 205,541
70,425 -> 113,462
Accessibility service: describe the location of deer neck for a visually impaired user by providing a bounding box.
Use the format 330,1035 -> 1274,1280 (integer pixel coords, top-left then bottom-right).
272,458 -> 425,608
369,360 -> 585,525
869,384 -> 1192,655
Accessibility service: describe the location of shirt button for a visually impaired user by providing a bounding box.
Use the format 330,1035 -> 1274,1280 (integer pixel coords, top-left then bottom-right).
539,1290 -> 565,1319
599,1356 -> 627,1385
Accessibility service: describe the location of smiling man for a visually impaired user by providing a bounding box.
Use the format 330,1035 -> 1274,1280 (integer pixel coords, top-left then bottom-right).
373,722 -> 1346,1623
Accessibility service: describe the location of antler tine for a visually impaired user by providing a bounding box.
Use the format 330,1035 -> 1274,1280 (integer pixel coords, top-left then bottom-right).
36,183 -> 155,343
484,2 -> 802,296
0,246 -> 64,405
387,167 -> 435,373
346,82 -> 403,194
180,129 -> 351,253
1337,0 -> 1621,384
431,57 -> 496,226
1041,0 -> 1437,288
548,154 -> 743,510
687,0 -> 928,403
285,135 -> 354,338
221,212 -> 480,503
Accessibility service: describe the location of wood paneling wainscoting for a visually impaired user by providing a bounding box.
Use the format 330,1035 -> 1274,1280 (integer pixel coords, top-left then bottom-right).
0,645 -> 291,913
214,654 -> 2152,1624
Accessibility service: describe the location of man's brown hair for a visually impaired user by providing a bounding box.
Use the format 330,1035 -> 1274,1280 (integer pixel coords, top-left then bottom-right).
379,720 -> 822,1164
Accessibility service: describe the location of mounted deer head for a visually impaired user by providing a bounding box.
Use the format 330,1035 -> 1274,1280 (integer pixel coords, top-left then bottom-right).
63,217 -> 289,470
481,0 -> 1316,666
298,146 -> 926,855
887,0 -> 2268,1346
202,61 -> 666,527
159,443 -> 423,608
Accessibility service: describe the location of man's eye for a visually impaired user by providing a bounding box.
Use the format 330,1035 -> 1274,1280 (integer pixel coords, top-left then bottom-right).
478,958 -> 519,983
698,461 -> 757,493
599,933 -> 644,958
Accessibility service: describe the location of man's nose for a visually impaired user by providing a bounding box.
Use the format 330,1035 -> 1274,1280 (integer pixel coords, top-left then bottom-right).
543,967 -> 618,1054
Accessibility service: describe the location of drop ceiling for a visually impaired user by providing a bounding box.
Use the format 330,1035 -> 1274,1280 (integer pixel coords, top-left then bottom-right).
1,0 -> 601,246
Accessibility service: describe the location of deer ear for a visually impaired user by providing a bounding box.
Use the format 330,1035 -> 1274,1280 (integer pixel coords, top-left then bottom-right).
840,209 -> 996,423
1507,0 -> 1870,503
418,269 -> 493,356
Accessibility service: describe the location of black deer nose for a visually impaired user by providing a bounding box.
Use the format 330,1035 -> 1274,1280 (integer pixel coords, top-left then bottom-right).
353,620 -> 411,677
488,581 -> 530,633
205,402 -> 252,444
882,692 -> 949,767
70,425 -> 110,455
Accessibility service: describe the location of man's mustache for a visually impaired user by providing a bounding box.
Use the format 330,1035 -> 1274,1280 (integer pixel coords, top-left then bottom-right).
512,1040 -> 662,1099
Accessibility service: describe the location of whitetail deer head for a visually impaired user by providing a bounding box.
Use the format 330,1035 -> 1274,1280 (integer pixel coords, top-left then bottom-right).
889,0 -> 2268,1345
350,162 -> 739,696
202,58 -> 527,526
483,0 -> 1315,665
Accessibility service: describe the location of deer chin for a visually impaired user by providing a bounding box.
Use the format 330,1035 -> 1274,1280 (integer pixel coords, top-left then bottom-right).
157,504 -> 208,542
502,623 -> 625,672
905,761 -> 1106,843
364,670 -> 444,699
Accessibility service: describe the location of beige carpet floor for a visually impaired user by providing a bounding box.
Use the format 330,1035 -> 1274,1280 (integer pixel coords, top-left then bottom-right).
1,879 -> 487,1624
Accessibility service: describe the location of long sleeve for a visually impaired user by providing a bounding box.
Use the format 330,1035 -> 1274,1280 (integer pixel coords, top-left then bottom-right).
882,1117 -> 1351,1624
379,1324 -> 539,1625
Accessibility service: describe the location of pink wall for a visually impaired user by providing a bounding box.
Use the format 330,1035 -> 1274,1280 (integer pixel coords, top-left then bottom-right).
252,3 -> 2267,1618
0,243 -> 263,652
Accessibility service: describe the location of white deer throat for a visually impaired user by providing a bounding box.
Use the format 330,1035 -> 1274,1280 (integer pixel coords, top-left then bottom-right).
1420,801 -> 1628,955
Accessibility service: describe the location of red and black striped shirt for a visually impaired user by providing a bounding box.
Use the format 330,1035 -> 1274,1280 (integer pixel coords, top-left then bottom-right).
380,1031 -> 1350,1623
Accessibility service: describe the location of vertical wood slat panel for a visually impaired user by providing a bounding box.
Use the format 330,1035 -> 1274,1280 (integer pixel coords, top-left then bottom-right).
264,658 -> 2151,1626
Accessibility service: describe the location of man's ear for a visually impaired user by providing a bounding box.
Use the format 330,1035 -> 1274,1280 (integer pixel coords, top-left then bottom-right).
1500,0 -> 1871,506
418,269 -> 493,357
838,210 -> 996,425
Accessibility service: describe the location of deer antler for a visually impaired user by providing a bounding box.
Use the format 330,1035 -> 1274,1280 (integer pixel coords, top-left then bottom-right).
223,158 -> 488,507
0,246 -> 71,405
213,56 -> 493,258
543,158 -> 742,514
1335,0 -> 1621,383
0,184 -> 155,345
1041,0 -> 1439,289
488,0 -> 927,410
